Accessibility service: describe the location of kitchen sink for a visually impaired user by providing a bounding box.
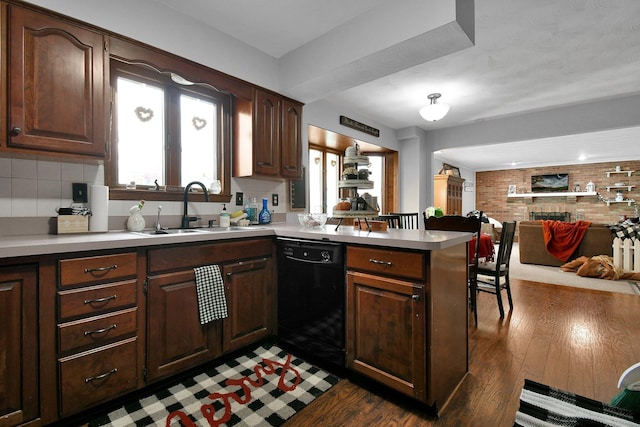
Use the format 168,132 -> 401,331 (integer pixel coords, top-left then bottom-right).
132,226 -> 267,236
132,228 -> 205,236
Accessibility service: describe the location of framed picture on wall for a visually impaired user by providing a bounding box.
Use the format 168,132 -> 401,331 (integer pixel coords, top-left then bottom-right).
507,184 -> 517,195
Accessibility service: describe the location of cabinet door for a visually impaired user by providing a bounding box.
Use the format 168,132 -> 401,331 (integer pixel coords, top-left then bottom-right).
346,271 -> 426,401
7,6 -> 106,157
146,270 -> 221,382
280,99 -> 302,178
253,89 -> 280,176
222,257 -> 273,352
0,265 -> 38,426
0,2 -> 8,147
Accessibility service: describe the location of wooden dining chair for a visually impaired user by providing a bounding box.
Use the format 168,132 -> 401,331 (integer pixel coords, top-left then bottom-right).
389,212 -> 420,229
424,213 -> 482,325
376,214 -> 401,229
477,221 -> 517,318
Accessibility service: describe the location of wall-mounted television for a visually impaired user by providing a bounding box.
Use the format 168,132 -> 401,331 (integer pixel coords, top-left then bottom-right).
531,173 -> 569,192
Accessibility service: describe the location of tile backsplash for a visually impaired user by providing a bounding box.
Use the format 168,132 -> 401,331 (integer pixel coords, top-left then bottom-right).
0,156 -> 290,235
0,157 -> 104,218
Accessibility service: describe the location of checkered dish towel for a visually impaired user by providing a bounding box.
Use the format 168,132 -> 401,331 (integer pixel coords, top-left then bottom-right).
194,265 -> 228,324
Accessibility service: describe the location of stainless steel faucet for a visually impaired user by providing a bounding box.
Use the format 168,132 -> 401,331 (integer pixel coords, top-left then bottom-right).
156,205 -> 162,231
182,181 -> 209,228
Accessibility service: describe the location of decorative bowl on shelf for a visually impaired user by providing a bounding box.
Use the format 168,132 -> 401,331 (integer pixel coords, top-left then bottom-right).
298,213 -> 328,228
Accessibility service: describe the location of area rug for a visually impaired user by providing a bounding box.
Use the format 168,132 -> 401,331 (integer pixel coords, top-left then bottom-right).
509,243 -> 640,295
514,379 -> 640,426
88,344 -> 339,427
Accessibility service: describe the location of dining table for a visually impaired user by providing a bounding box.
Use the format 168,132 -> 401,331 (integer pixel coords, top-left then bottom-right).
470,232 -> 495,262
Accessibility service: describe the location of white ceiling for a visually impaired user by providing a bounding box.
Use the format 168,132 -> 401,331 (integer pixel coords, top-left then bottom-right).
154,0 -> 640,171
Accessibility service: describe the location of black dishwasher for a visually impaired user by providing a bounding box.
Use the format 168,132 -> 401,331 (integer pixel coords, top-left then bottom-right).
276,237 -> 345,371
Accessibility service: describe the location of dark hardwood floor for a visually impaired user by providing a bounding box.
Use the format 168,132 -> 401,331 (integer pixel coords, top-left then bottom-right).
284,278 -> 640,427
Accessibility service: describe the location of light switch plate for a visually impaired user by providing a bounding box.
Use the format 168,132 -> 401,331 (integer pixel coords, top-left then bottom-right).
272,193 -> 279,206
235,192 -> 244,206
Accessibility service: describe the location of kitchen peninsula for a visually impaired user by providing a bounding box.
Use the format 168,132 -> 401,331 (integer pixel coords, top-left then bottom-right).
0,225 -> 470,425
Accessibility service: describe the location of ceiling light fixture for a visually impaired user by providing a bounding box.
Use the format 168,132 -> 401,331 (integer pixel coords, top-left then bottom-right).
419,93 -> 450,122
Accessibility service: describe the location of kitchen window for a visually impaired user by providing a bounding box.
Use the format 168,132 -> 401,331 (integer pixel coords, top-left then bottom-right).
309,146 -> 340,213
107,61 -> 231,201
309,145 -> 391,214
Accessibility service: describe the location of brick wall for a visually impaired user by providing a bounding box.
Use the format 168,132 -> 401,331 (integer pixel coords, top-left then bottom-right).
476,160 -> 640,226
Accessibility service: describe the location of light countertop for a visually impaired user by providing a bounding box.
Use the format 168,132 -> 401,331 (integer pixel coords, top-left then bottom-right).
0,224 -> 472,259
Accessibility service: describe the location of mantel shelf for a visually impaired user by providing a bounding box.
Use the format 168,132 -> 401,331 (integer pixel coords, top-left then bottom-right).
508,191 -> 597,198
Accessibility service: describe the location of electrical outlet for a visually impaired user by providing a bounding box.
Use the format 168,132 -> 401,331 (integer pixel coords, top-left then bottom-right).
235,192 -> 244,206
72,182 -> 88,203
272,193 -> 279,206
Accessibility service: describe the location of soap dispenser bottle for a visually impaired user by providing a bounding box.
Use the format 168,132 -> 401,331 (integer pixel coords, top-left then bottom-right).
249,197 -> 260,224
259,198 -> 271,224
220,204 -> 230,227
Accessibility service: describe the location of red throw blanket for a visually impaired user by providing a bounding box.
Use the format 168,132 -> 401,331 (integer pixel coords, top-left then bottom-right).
542,220 -> 591,262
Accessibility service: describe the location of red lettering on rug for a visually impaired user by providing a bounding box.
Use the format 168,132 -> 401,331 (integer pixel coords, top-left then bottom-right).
166,353 -> 301,427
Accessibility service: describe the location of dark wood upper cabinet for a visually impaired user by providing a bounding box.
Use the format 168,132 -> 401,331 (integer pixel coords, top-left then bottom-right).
5,5 -> 106,158
0,3 -> 6,146
234,89 -> 303,179
253,89 -> 281,177
281,98 -> 303,178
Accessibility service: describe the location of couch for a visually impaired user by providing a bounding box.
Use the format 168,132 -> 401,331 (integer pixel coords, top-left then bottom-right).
518,220 -> 613,266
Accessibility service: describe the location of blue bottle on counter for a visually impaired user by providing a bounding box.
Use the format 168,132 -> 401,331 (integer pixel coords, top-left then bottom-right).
259,198 -> 271,224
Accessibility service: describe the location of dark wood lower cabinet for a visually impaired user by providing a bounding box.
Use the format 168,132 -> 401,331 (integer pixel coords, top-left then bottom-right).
346,270 -> 426,400
0,265 -> 39,426
146,269 -> 222,382
346,244 -> 468,414
145,238 -> 275,383
222,257 -> 274,352
58,338 -> 138,417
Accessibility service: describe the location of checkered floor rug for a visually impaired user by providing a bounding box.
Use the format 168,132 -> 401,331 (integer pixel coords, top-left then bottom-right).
88,344 -> 340,426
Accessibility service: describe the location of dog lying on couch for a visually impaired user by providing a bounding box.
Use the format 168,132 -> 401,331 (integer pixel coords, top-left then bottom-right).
560,255 -> 640,280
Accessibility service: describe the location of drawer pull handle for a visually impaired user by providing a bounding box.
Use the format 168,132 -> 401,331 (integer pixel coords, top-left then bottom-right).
84,295 -> 116,305
85,368 -> 118,383
84,324 -> 117,336
84,264 -> 118,274
369,258 -> 392,267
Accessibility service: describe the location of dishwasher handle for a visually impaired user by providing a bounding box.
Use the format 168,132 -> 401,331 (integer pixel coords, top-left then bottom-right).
285,254 -> 341,265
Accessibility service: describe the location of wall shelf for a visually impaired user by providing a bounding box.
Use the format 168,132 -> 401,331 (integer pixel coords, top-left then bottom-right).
606,170 -> 635,177
605,185 -> 635,192
507,191 -> 597,199
603,199 -> 636,207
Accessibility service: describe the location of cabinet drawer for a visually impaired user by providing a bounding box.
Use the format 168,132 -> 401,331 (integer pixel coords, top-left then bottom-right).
58,307 -> 137,354
59,252 -> 137,287
59,337 -> 138,417
58,279 -> 137,320
347,246 -> 425,280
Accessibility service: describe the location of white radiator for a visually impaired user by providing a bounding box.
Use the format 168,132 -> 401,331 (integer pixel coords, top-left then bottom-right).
612,237 -> 640,272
